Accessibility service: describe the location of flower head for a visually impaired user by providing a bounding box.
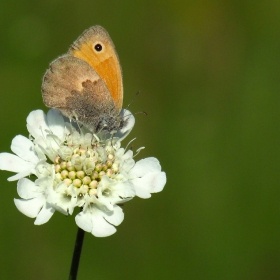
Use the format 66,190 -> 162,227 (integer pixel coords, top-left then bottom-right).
0,109 -> 166,237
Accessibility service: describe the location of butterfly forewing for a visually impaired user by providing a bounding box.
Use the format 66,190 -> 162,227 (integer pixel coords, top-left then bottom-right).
68,26 -> 123,111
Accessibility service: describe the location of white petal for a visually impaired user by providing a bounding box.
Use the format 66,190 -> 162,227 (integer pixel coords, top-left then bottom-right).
46,109 -> 66,140
35,176 -> 53,188
8,169 -> 35,181
115,148 -> 125,159
90,211 -> 117,237
33,144 -> 47,161
75,211 -> 93,232
120,150 -> 135,172
17,178 -> 39,199
14,196 -> 45,218
45,184 -> 69,215
45,134 -> 61,151
35,161 -> 53,179
129,157 -> 161,179
33,136 -> 48,150
97,177 -> 134,207
75,209 -> 117,237
26,110 -> 48,139
132,178 -> 151,198
122,149 -> 133,161
51,194 -> 76,215
34,203 -> 55,225
115,109 -> 135,141
0,153 -> 34,173
132,171 -> 166,198
146,171 -> 166,193
109,181 -> 135,202
50,203 -> 69,216
104,205 -> 124,226
11,135 -> 39,164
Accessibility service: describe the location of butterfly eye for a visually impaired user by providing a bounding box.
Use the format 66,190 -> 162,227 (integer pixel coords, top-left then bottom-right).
94,43 -> 103,52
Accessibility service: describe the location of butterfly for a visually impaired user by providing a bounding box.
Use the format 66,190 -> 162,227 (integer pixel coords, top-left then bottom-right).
42,25 -> 126,133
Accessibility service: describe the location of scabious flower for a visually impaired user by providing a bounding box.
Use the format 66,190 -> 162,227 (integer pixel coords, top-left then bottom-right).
0,109 -> 166,237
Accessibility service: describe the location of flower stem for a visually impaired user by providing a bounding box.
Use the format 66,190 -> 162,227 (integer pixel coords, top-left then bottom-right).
69,227 -> 85,280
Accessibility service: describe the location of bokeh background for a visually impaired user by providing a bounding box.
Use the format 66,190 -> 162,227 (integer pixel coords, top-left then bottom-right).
1,0 -> 280,279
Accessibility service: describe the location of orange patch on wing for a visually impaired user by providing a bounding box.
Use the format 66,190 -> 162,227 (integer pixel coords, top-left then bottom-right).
72,43 -> 123,111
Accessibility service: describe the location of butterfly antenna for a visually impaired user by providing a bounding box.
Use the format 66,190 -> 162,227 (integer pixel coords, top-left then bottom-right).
125,90 -> 141,110
134,111 -> 147,116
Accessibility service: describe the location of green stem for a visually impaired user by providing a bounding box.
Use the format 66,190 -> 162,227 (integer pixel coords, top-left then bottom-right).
69,227 -> 85,280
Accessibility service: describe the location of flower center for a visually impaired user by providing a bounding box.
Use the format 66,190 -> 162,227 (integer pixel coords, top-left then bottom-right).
53,143 -> 119,196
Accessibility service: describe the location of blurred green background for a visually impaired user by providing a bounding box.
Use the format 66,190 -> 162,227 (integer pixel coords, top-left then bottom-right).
1,0 -> 280,279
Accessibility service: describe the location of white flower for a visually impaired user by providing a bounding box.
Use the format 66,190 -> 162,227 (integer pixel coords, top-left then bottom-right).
0,109 -> 166,237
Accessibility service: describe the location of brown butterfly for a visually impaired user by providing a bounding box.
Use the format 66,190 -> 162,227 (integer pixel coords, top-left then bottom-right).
42,26 -> 126,132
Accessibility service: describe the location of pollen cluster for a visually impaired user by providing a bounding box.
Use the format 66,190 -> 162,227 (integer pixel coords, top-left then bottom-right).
53,142 -> 119,196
